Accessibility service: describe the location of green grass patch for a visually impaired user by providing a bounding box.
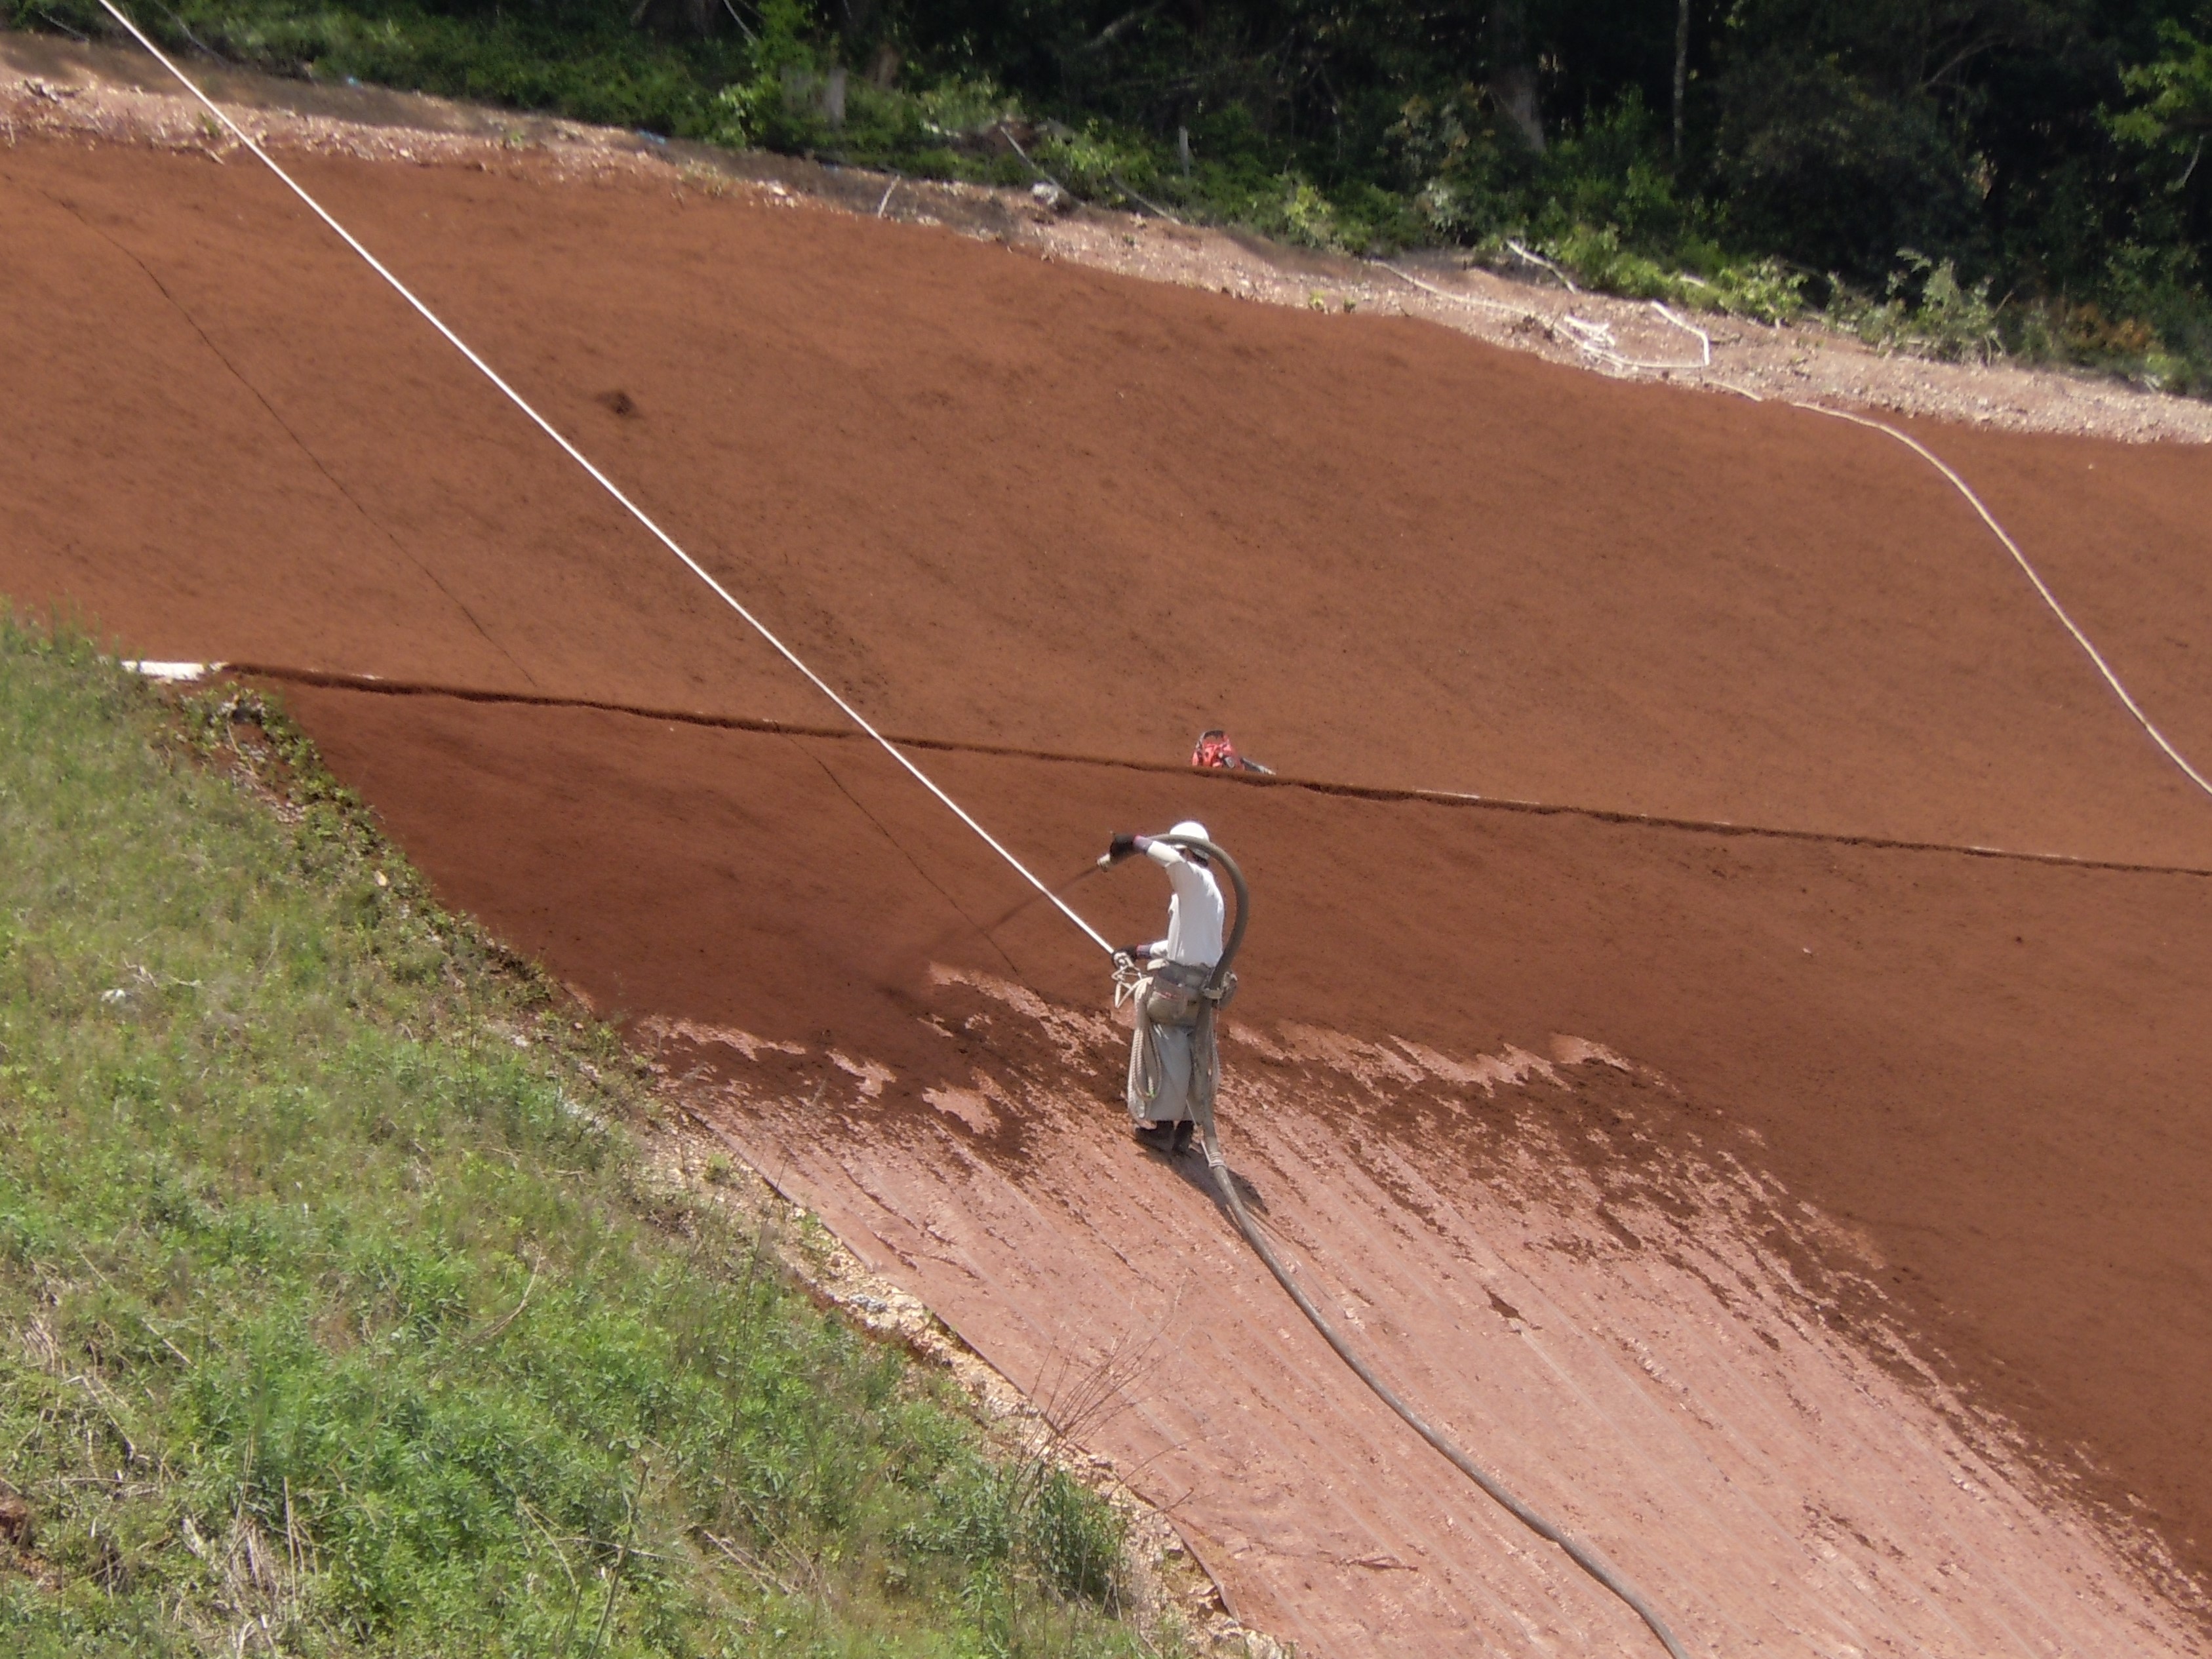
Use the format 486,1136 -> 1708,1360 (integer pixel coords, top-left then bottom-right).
0,620 -> 1154,1656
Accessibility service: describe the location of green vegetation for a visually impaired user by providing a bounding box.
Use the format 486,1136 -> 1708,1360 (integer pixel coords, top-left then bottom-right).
0,620 -> 1148,1656
16,0 -> 2212,388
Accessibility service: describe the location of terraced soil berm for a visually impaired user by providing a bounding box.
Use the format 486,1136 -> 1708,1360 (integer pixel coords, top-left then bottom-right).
7,114 -> 2212,1653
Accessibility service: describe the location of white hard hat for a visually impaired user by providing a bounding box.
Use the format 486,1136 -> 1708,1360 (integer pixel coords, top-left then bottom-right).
1169,820 -> 1210,842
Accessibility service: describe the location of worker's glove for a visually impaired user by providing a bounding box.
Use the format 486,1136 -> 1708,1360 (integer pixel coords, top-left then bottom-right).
1111,948 -> 1138,974
1105,832 -> 1139,862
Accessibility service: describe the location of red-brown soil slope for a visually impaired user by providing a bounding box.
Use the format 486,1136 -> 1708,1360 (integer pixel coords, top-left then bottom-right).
7,128 -> 2212,1640
278,686 -> 2212,1646
7,137 -> 2212,864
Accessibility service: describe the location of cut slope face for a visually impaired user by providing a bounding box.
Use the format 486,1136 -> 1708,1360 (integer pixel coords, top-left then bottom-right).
7,135 -> 2212,864
673,998 -> 2206,1657
275,686 -> 2212,1632
7,119 -> 2212,1648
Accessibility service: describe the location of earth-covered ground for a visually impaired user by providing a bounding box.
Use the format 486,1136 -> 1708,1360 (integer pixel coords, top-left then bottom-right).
7,35 -> 2212,1652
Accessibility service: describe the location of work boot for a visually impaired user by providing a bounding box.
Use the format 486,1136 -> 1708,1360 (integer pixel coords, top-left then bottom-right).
1132,1121 -> 1175,1151
1172,1119 -> 1195,1154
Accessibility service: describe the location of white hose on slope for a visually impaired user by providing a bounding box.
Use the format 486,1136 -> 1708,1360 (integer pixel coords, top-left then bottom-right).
1383,262 -> 2212,808
1787,400 -> 2212,802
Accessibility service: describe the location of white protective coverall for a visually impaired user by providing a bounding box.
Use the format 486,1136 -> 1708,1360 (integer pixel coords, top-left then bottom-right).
1142,836 -> 1225,969
1124,822 -> 1226,1125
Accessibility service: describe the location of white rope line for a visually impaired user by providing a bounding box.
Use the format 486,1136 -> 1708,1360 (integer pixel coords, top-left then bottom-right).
1379,261 -> 1531,319
92,0 -> 1118,955
1792,401 -> 2212,801
1505,237 -> 1579,291
1379,264 -> 1710,372
1381,266 -> 2205,805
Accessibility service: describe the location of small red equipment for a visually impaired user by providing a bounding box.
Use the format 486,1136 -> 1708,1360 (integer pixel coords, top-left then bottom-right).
1191,729 -> 1273,774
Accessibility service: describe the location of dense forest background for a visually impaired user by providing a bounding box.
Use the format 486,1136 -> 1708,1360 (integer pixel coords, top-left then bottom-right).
16,0 -> 2212,387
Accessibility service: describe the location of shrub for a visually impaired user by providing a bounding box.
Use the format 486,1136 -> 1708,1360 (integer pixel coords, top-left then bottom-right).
1833,249 -> 2004,363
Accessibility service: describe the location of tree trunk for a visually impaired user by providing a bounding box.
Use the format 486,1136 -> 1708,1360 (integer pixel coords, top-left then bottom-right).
837,0 -> 877,52
1673,0 -> 1690,161
1488,0 -> 1543,153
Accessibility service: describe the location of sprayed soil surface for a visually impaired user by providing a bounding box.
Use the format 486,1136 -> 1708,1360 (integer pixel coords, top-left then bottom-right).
10,133 -> 2212,864
271,691 -> 2212,1643
6,125 -> 2212,1649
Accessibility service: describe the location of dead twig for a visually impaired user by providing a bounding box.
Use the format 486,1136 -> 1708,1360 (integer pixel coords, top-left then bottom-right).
701,1530 -> 808,1600
463,1258 -> 540,1347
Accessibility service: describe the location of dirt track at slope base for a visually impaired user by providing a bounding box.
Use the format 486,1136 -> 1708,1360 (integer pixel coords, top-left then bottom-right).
6,125 -> 2212,1649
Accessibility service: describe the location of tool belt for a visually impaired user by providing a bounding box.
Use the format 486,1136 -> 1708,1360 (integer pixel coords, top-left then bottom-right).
1114,957 -> 1236,1028
1139,959 -> 1210,1028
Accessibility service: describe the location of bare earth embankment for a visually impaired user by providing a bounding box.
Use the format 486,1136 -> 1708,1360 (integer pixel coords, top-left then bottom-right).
6,36 -> 2212,1652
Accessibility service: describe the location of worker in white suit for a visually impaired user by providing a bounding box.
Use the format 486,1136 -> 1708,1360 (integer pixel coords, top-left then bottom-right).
1102,820 -> 1225,1153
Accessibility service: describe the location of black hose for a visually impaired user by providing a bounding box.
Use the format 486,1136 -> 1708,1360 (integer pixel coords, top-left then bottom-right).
1144,832 -> 1693,1659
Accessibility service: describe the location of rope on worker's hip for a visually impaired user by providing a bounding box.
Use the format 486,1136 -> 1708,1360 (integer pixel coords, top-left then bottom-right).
1118,958 -> 1219,1118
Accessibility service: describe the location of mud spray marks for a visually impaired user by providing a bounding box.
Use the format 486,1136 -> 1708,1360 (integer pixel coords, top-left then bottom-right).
1234,1020 -> 1655,1106
652,979 -> 2202,1654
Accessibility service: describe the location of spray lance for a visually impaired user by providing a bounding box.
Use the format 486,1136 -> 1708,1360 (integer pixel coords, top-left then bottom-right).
1096,830 -> 1691,1659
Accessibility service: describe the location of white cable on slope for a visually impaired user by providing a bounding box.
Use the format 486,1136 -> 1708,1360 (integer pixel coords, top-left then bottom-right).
1388,264 -> 2211,806
91,0 -> 1116,956
1790,401 -> 2212,803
